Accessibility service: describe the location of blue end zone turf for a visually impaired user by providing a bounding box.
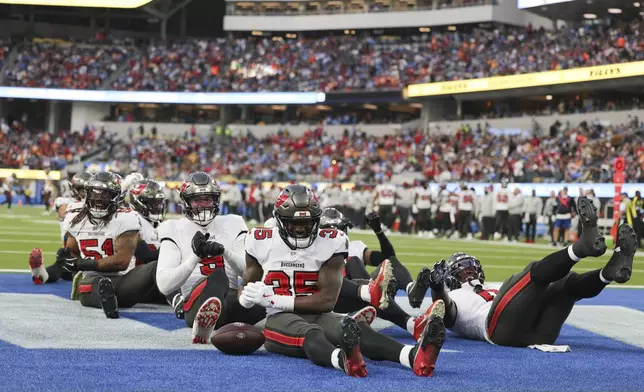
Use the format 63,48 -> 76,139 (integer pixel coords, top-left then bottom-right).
1,273 -> 642,392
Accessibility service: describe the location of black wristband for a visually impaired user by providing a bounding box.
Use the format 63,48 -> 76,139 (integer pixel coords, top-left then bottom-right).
77,258 -> 99,271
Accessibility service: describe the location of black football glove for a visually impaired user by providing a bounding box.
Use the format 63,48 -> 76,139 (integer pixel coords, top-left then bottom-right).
365,211 -> 383,233
57,248 -> 97,273
429,259 -> 450,291
192,232 -> 225,258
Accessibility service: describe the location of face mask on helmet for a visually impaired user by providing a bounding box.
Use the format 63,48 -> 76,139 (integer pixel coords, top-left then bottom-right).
185,194 -> 219,226
135,195 -> 167,223
446,256 -> 485,290
72,184 -> 86,200
276,215 -> 320,249
87,188 -> 119,219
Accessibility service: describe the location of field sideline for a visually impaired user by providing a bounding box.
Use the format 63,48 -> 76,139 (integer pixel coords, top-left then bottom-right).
0,206 -> 642,286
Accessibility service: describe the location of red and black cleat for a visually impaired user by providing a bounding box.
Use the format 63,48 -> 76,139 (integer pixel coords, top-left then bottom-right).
412,313 -> 446,377
367,259 -> 395,310
29,248 -> 44,285
340,316 -> 368,378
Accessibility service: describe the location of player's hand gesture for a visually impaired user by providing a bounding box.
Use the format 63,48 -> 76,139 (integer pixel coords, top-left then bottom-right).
429,259 -> 449,291
365,211 -> 382,233
192,231 -> 210,258
56,247 -> 78,273
241,282 -> 275,308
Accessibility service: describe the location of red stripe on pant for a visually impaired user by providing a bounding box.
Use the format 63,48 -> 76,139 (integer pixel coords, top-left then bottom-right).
78,284 -> 93,294
264,329 -> 304,347
183,280 -> 207,311
487,272 -> 532,338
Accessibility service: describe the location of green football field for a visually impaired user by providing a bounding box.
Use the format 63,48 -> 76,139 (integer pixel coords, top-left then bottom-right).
1,206 -> 642,286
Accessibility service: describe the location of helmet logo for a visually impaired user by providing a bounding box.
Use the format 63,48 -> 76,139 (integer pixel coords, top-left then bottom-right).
180,181 -> 190,193
295,211 -> 311,217
275,192 -> 289,208
130,183 -> 147,195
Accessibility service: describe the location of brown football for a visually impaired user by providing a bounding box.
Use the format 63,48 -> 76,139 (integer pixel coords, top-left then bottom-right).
210,322 -> 265,355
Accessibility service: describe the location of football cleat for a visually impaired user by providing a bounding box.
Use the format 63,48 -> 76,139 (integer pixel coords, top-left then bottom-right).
350,306 -> 377,326
412,312 -> 446,377
29,248 -> 45,285
192,297 -> 221,344
367,260 -> 395,310
70,272 -> 82,300
172,293 -> 185,320
572,197 -> 607,258
412,299 -> 446,342
98,277 -> 119,319
603,224 -> 637,284
340,316 -> 367,378
408,267 -> 431,308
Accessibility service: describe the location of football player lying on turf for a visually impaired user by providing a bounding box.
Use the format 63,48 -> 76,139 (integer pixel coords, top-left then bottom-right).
240,185 -> 446,377
156,172 -> 266,343
320,208 -> 445,341
428,197 -> 636,347
56,172 -> 164,319
29,171 -> 91,284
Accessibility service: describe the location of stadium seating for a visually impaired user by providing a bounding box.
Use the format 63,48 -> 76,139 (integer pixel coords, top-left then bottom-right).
0,20 -> 640,92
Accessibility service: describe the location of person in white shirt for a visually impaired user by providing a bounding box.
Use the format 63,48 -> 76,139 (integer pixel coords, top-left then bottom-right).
434,182 -> 452,237
223,181 -> 243,216
396,182 -> 415,234
429,198 -> 635,347
156,172 -> 265,343
373,181 -> 397,230
478,186 -> 496,240
456,183 -> 476,239
493,178 -> 510,240
523,190 -> 543,243
507,188 -> 524,242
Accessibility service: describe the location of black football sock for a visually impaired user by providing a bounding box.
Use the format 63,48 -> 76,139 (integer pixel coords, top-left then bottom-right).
345,256 -> 370,280
530,248 -> 578,286
339,278 -> 361,299
388,256 -> 413,291
45,263 -> 64,283
357,323 -> 411,367
303,328 -> 342,369
563,270 -> 607,299
377,299 -> 411,331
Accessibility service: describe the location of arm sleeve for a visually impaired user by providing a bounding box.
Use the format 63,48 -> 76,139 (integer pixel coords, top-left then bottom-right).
223,232 -> 247,280
376,231 -> 396,257
156,239 -> 200,296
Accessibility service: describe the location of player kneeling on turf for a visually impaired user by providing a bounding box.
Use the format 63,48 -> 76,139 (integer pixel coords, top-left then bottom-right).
156,172 -> 266,344
429,197 -> 636,347
240,185 -> 446,377
58,172 -> 162,319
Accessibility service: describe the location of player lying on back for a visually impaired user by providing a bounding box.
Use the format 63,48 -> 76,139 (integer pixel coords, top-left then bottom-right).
429,197 -> 636,347
320,208 -> 444,341
29,171 -> 91,284
156,172 -> 266,343
240,185 -> 446,377
56,172 -> 163,319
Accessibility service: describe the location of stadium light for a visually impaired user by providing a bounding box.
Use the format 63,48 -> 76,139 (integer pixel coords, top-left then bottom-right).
608,8 -> 623,13
634,2 -> 641,7
583,13 -> 597,19
0,0 -> 153,8
546,95 -> 553,100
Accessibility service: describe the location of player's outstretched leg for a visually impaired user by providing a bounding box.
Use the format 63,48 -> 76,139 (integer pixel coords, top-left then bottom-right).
407,267 -> 431,308
362,260 -> 396,310
602,223 -> 637,283
356,299 -> 446,377
98,277 -> 120,319
192,297 -> 222,344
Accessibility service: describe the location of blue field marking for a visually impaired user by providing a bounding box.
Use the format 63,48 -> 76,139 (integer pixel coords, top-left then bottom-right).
1,274 -> 643,392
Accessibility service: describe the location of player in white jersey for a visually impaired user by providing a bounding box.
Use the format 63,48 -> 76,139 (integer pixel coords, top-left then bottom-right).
456,183 -> 476,239
156,172 -> 265,343
373,181 -> 396,229
415,180 -> 433,237
29,171 -> 92,285
429,198 -> 637,347
240,185 -> 446,378
493,177 -> 511,240
320,208 -> 447,341
57,172 -> 161,319
434,183 -> 452,236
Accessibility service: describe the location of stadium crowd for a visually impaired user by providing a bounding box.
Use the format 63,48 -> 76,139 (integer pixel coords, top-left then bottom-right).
65,116 -> 644,185
0,19 -> 640,92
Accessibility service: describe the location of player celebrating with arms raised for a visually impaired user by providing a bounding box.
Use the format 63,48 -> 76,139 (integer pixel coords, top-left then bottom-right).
240,185 -> 446,378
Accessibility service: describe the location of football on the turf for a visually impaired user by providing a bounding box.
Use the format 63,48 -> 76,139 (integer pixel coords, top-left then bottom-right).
210,322 -> 265,355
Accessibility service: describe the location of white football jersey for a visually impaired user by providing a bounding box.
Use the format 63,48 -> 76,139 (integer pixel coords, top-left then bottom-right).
437,189 -> 452,213
64,208 -> 142,278
157,215 -> 248,297
348,240 -> 367,261
449,283 -> 500,342
57,200 -> 84,243
494,189 -> 510,211
415,187 -> 432,209
54,197 -> 77,213
458,190 -> 475,211
375,184 -> 396,206
138,216 -> 160,249
245,227 -> 349,316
